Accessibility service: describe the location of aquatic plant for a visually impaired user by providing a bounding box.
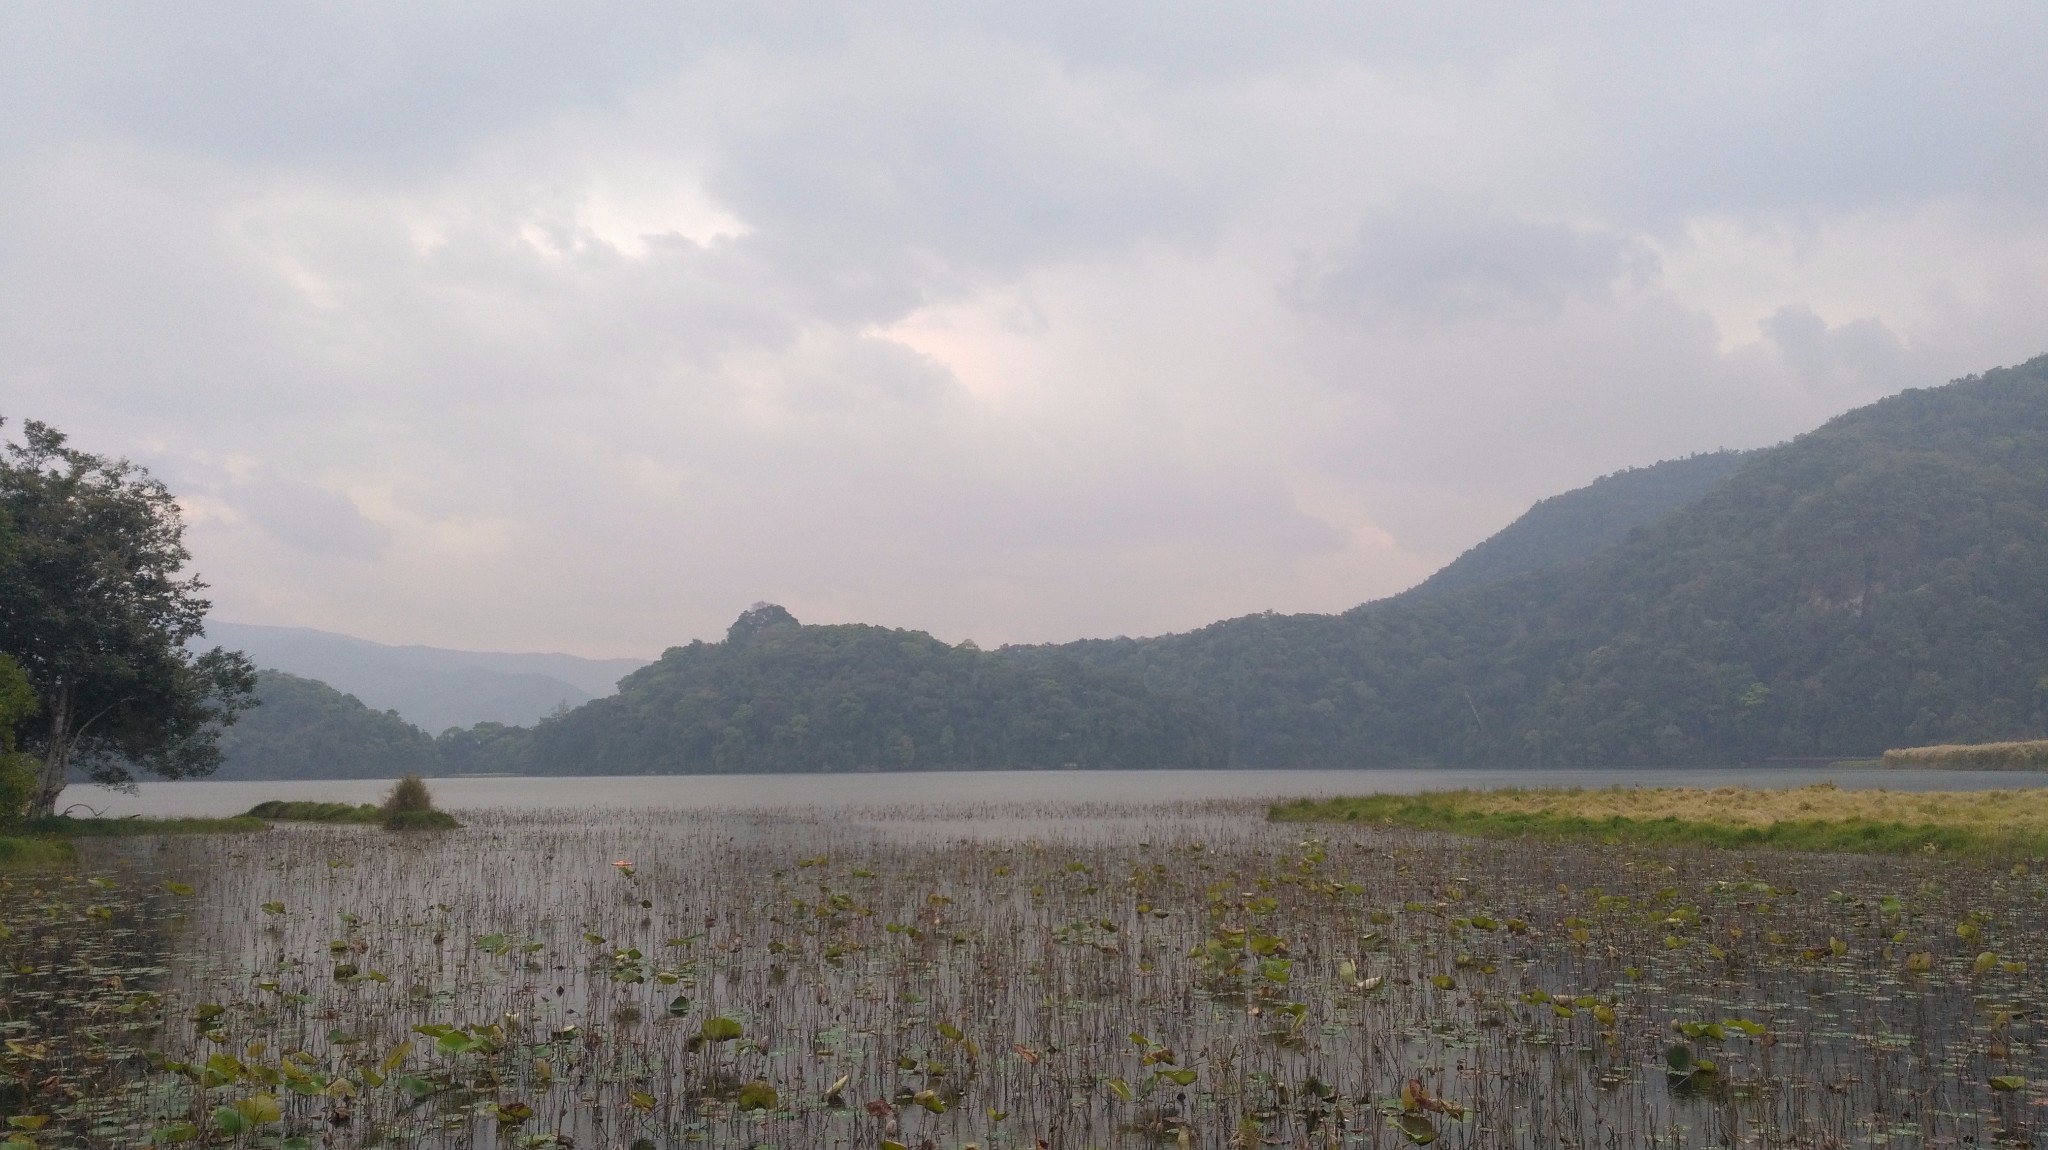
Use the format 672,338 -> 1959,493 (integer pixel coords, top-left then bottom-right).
4,800 -> 2045,1147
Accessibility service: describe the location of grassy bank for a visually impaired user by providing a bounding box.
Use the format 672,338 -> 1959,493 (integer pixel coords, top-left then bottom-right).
1882,739 -> 2048,771
245,800 -> 382,823
0,814 -> 269,868
1271,783 -> 2048,857
0,834 -> 76,868
19,814 -> 270,837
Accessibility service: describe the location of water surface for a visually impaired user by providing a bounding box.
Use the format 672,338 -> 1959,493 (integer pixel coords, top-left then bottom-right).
59,764 -> 2044,817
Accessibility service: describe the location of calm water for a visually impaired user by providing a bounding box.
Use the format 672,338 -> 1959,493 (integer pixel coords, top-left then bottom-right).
56,764 -> 2046,817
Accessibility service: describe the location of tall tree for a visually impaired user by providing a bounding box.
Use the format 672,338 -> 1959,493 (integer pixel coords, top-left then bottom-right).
0,419 -> 255,816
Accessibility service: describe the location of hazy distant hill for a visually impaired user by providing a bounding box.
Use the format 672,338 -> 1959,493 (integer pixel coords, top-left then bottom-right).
1036,354 -> 2048,765
213,670 -> 437,780
203,353 -> 2048,775
1404,451 -> 1749,598
201,622 -> 647,732
480,604 -> 1226,775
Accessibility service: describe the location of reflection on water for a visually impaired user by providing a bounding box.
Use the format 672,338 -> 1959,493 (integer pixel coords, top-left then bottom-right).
59,765 -> 2047,818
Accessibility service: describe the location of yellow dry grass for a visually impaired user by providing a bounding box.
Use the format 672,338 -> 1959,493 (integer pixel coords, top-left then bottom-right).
1450,781 -> 2048,831
1882,739 -> 2048,770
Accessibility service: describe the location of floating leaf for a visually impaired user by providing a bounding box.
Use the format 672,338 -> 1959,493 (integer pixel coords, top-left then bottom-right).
700,1016 -> 744,1042
667,995 -> 692,1016
232,1095 -> 281,1126
737,1081 -> 779,1111
628,1090 -> 655,1112
1396,1113 -> 1438,1144
1991,1075 -> 2026,1092
163,882 -> 194,896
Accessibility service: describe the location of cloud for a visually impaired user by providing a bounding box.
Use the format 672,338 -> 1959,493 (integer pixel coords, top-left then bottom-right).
1292,197 -> 1650,320
230,476 -> 390,561
2,4 -> 2046,654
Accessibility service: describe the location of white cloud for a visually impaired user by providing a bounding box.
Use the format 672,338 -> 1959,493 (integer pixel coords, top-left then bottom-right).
2,3 -> 2046,654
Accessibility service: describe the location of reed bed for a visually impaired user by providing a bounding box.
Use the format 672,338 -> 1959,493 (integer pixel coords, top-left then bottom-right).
1274,783 -> 2048,856
1883,740 -> 2048,772
2,800 -> 2045,1148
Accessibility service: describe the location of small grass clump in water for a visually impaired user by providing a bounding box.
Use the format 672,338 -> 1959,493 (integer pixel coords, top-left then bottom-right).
380,774 -> 459,830
1271,783 -> 2048,856
244,800 -> 381,823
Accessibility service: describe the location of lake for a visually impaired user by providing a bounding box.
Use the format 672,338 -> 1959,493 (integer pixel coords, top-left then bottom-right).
57,764 -> 2045,817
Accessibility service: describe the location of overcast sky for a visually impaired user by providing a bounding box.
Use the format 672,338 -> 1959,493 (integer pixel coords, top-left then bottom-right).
5,3 -> 2047,656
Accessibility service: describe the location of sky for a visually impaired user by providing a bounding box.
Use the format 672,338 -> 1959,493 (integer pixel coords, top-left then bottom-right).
5,3 -> 2048,657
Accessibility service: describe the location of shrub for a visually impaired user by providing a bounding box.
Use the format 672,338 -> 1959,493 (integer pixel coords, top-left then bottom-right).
0,753 -> 34,830
381,775 -> 435,816
379,775 -> 459,831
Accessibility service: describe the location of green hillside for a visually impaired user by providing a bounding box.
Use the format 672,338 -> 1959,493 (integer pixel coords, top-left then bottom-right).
1405,451 -> 1748,598
205,354 -> 2048,776
495,604 -> 1226,774
212,670 -> 438,779
1032,354 -> 2048,765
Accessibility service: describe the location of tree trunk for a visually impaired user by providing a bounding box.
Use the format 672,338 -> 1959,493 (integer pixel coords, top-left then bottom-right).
31,679 -> 71,819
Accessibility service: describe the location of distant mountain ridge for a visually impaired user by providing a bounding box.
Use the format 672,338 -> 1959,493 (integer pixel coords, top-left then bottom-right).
199,353 -> 2048,776
1035,354 -> 2048,765
200,622 -> 647,733
1403,450 -> 1750,599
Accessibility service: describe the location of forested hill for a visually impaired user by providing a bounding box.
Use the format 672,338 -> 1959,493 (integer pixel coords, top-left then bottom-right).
213,671 -> 437,780
1403,450 -> 1749,598
201,354 -> 2048,777
1025,354 -> 2048,766
491,605 -> 1226,775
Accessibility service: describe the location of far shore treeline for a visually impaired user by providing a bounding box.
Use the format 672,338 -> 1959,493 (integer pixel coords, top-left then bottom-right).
7,354 -> 2048,796
209,355 -> 2048,780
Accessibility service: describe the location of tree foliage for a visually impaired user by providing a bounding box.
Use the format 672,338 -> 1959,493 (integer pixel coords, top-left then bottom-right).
462,604 -> 1226,775
1035,355 -> 2048,765
0,653 -> 38,826
213,671 -> 438,780
0,419 -> 255,812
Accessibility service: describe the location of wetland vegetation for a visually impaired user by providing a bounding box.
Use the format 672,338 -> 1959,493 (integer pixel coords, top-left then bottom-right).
4,796 -> 2047,1148
1273,783 -> 2048,858
1884,741 -> 2048,772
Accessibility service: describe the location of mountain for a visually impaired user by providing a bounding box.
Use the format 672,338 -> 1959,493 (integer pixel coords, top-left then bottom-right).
1033,354 -> 2048,765
466,604 -> 1226,775
202,353 -> 2048,776
200,622 -> 647,732
1403,451 -> 1749,598
213,671 -> 437,780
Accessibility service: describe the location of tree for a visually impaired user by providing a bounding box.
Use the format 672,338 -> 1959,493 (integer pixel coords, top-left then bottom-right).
0,419 -> 256,816
0,654 -> 37,826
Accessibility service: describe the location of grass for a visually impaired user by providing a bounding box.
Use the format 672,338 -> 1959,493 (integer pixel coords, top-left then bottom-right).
242,778 -> 461,831
0,834 -> 76,868
1883,738 -> 2048,770
1270,782 -> 2048,857
17,814 -> 269,837
244,800 -> 382,823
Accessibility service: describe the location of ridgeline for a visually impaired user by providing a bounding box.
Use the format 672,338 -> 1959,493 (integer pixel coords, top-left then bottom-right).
209,354 -> 2048,776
